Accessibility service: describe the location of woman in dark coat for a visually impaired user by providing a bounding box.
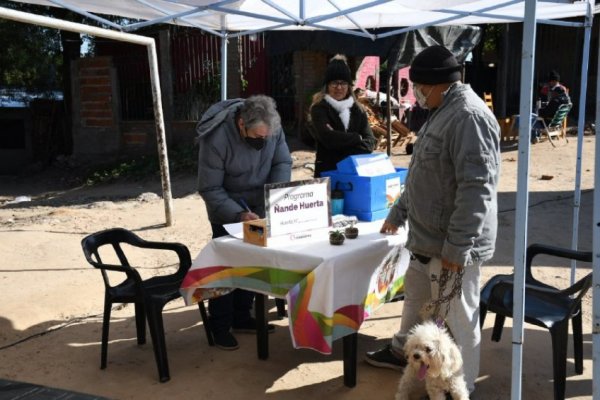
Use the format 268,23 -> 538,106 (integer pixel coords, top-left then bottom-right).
309,54 -> 376,177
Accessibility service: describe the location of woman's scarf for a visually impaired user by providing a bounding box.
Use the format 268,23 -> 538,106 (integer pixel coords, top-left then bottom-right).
324,94 -> 354,130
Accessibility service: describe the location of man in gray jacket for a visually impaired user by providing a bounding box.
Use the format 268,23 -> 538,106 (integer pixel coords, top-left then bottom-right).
365,46 -> 500,395
196,95 -> 292,350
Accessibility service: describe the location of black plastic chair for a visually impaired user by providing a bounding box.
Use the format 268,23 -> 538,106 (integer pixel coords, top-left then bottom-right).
81,228 -> 213,383
480,243 -> 592,400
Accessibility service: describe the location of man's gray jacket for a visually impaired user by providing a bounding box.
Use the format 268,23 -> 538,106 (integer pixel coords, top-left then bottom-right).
386,83 -> 500,266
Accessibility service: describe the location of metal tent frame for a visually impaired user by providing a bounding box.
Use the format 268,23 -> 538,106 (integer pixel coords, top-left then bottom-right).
1,1 -> 598,398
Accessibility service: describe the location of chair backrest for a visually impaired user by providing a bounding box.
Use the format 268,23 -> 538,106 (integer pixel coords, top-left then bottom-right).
548,103 -> 571,128
525,243 -> 592,287
563,273 -> 593,317
82,227 -> 192,288
483,92 -> 494,113
81,228 -> 147,289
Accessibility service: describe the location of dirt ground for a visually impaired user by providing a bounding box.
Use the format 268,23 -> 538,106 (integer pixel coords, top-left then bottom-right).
0,133 -> 595,400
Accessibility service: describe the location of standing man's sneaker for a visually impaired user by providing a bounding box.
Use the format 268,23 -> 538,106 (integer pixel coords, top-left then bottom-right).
365,344 -> 407,370
213,331 -> 239,351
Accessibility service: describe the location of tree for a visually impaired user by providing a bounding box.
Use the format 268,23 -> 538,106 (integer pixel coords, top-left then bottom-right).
0,1 -> 64,93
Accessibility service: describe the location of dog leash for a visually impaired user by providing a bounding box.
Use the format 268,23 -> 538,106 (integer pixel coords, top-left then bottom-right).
422,267 -> 464,329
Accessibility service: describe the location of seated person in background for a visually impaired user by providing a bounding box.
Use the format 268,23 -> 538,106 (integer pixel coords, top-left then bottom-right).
539,70 -> 568,104
531,81 -> 570,143
309,54 -> 376,177
538,85 -> 570,123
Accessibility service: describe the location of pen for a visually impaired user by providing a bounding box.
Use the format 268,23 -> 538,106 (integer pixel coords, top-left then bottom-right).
239,198 -> 252,213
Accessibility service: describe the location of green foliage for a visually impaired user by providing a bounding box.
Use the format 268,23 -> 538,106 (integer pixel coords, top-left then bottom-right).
0,1 -> 63,91
174,75 -> 221,121
240,77 -> 249,92
329,230 -> 345,239
85,145 -> 198,186
481,24 -> 502,61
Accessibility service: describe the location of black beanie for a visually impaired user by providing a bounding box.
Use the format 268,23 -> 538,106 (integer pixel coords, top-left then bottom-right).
409,45 -> 462,85
324,55 -> 352,85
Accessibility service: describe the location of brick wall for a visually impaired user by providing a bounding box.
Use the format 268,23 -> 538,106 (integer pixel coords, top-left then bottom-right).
293,51 -> 327,139
356,56 -> 380,90
71,56 -> 121,161
71,55 -> 199,163
78,57 -> 115,128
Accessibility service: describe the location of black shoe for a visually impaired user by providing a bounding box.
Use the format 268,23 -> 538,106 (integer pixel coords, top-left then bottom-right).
232,317 -> 276,334
213,331 -> 239,351
365,344 -> 407,370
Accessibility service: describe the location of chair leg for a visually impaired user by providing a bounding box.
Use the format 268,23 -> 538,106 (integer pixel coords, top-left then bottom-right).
101,299 -> 111,369
197,300 -> 214,346
491,314 -> 505,342
547,131 -> 557,147
134,302 -> 146,345
145,299 -> 171,383
275,298 -> 286,319
479,303 -> 488,329
572,309 -> 584,374
550,322 -> 569,400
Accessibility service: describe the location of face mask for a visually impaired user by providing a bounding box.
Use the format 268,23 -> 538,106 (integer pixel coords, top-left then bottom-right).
413,85 -> 432,109
245,136 -> 265,150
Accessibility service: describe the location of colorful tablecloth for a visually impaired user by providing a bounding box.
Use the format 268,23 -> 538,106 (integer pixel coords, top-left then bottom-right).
180,221 -> 409,354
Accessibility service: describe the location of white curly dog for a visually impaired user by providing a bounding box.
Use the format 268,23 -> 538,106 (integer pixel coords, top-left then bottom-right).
395,321 -> 469,400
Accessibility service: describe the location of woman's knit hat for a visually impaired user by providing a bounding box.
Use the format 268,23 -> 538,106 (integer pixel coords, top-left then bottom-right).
409,45 -> 462,85
324,54 -> 352,85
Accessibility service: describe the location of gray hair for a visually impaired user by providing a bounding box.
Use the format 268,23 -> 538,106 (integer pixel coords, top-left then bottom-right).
240,95 -> 281,133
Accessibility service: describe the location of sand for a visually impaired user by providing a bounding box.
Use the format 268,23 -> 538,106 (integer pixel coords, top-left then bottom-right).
0,134 -> 595,399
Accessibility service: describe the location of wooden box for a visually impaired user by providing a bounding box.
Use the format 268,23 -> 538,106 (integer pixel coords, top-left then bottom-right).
498,116 -> 518,142
243,219 -> 268,247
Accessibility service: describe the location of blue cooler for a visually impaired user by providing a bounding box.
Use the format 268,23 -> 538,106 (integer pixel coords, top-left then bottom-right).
322,154 -> 408,221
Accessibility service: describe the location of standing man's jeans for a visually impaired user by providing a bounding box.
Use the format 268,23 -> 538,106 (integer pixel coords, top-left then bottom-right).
390,257 -> 482,393
208,223 -> 254,335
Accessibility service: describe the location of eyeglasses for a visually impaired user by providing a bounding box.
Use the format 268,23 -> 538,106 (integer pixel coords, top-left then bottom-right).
328,80 -> 349,88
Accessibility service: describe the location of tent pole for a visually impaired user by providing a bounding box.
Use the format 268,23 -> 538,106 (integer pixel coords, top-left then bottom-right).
569,1 -> 593,284
221,28 -> 228,100
592,11 -> 600,399
0,5 -> 174,226
512,0 -> 538,399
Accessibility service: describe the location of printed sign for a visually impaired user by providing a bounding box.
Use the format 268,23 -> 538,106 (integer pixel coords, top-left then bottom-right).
364,245 -> 410,314
385,177 -> 401,208
265,178 -> 331,237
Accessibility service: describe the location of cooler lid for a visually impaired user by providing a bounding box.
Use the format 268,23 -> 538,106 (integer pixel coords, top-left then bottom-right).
336,154 -> 396,177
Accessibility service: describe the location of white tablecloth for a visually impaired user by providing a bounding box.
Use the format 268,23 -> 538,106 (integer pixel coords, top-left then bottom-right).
181,221 -> 409,354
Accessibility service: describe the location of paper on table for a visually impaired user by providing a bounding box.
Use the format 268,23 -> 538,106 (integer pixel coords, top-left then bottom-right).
224,222 -> 244,239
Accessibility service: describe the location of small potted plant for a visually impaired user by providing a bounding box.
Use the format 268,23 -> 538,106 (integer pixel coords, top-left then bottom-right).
329,230 -> 345,245
344,222 -> 359,239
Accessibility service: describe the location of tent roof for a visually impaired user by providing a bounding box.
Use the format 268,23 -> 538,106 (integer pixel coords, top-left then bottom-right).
10,0 -> 593,38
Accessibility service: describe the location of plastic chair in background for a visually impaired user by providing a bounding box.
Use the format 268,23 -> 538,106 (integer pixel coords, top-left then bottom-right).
81,228 -> 213,383
536,103 -> 572,146
483,92 -> 494,114
480,243 -> 592,400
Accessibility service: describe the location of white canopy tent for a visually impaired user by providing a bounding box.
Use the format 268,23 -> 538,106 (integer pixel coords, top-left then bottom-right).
1,1 -> 598,398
